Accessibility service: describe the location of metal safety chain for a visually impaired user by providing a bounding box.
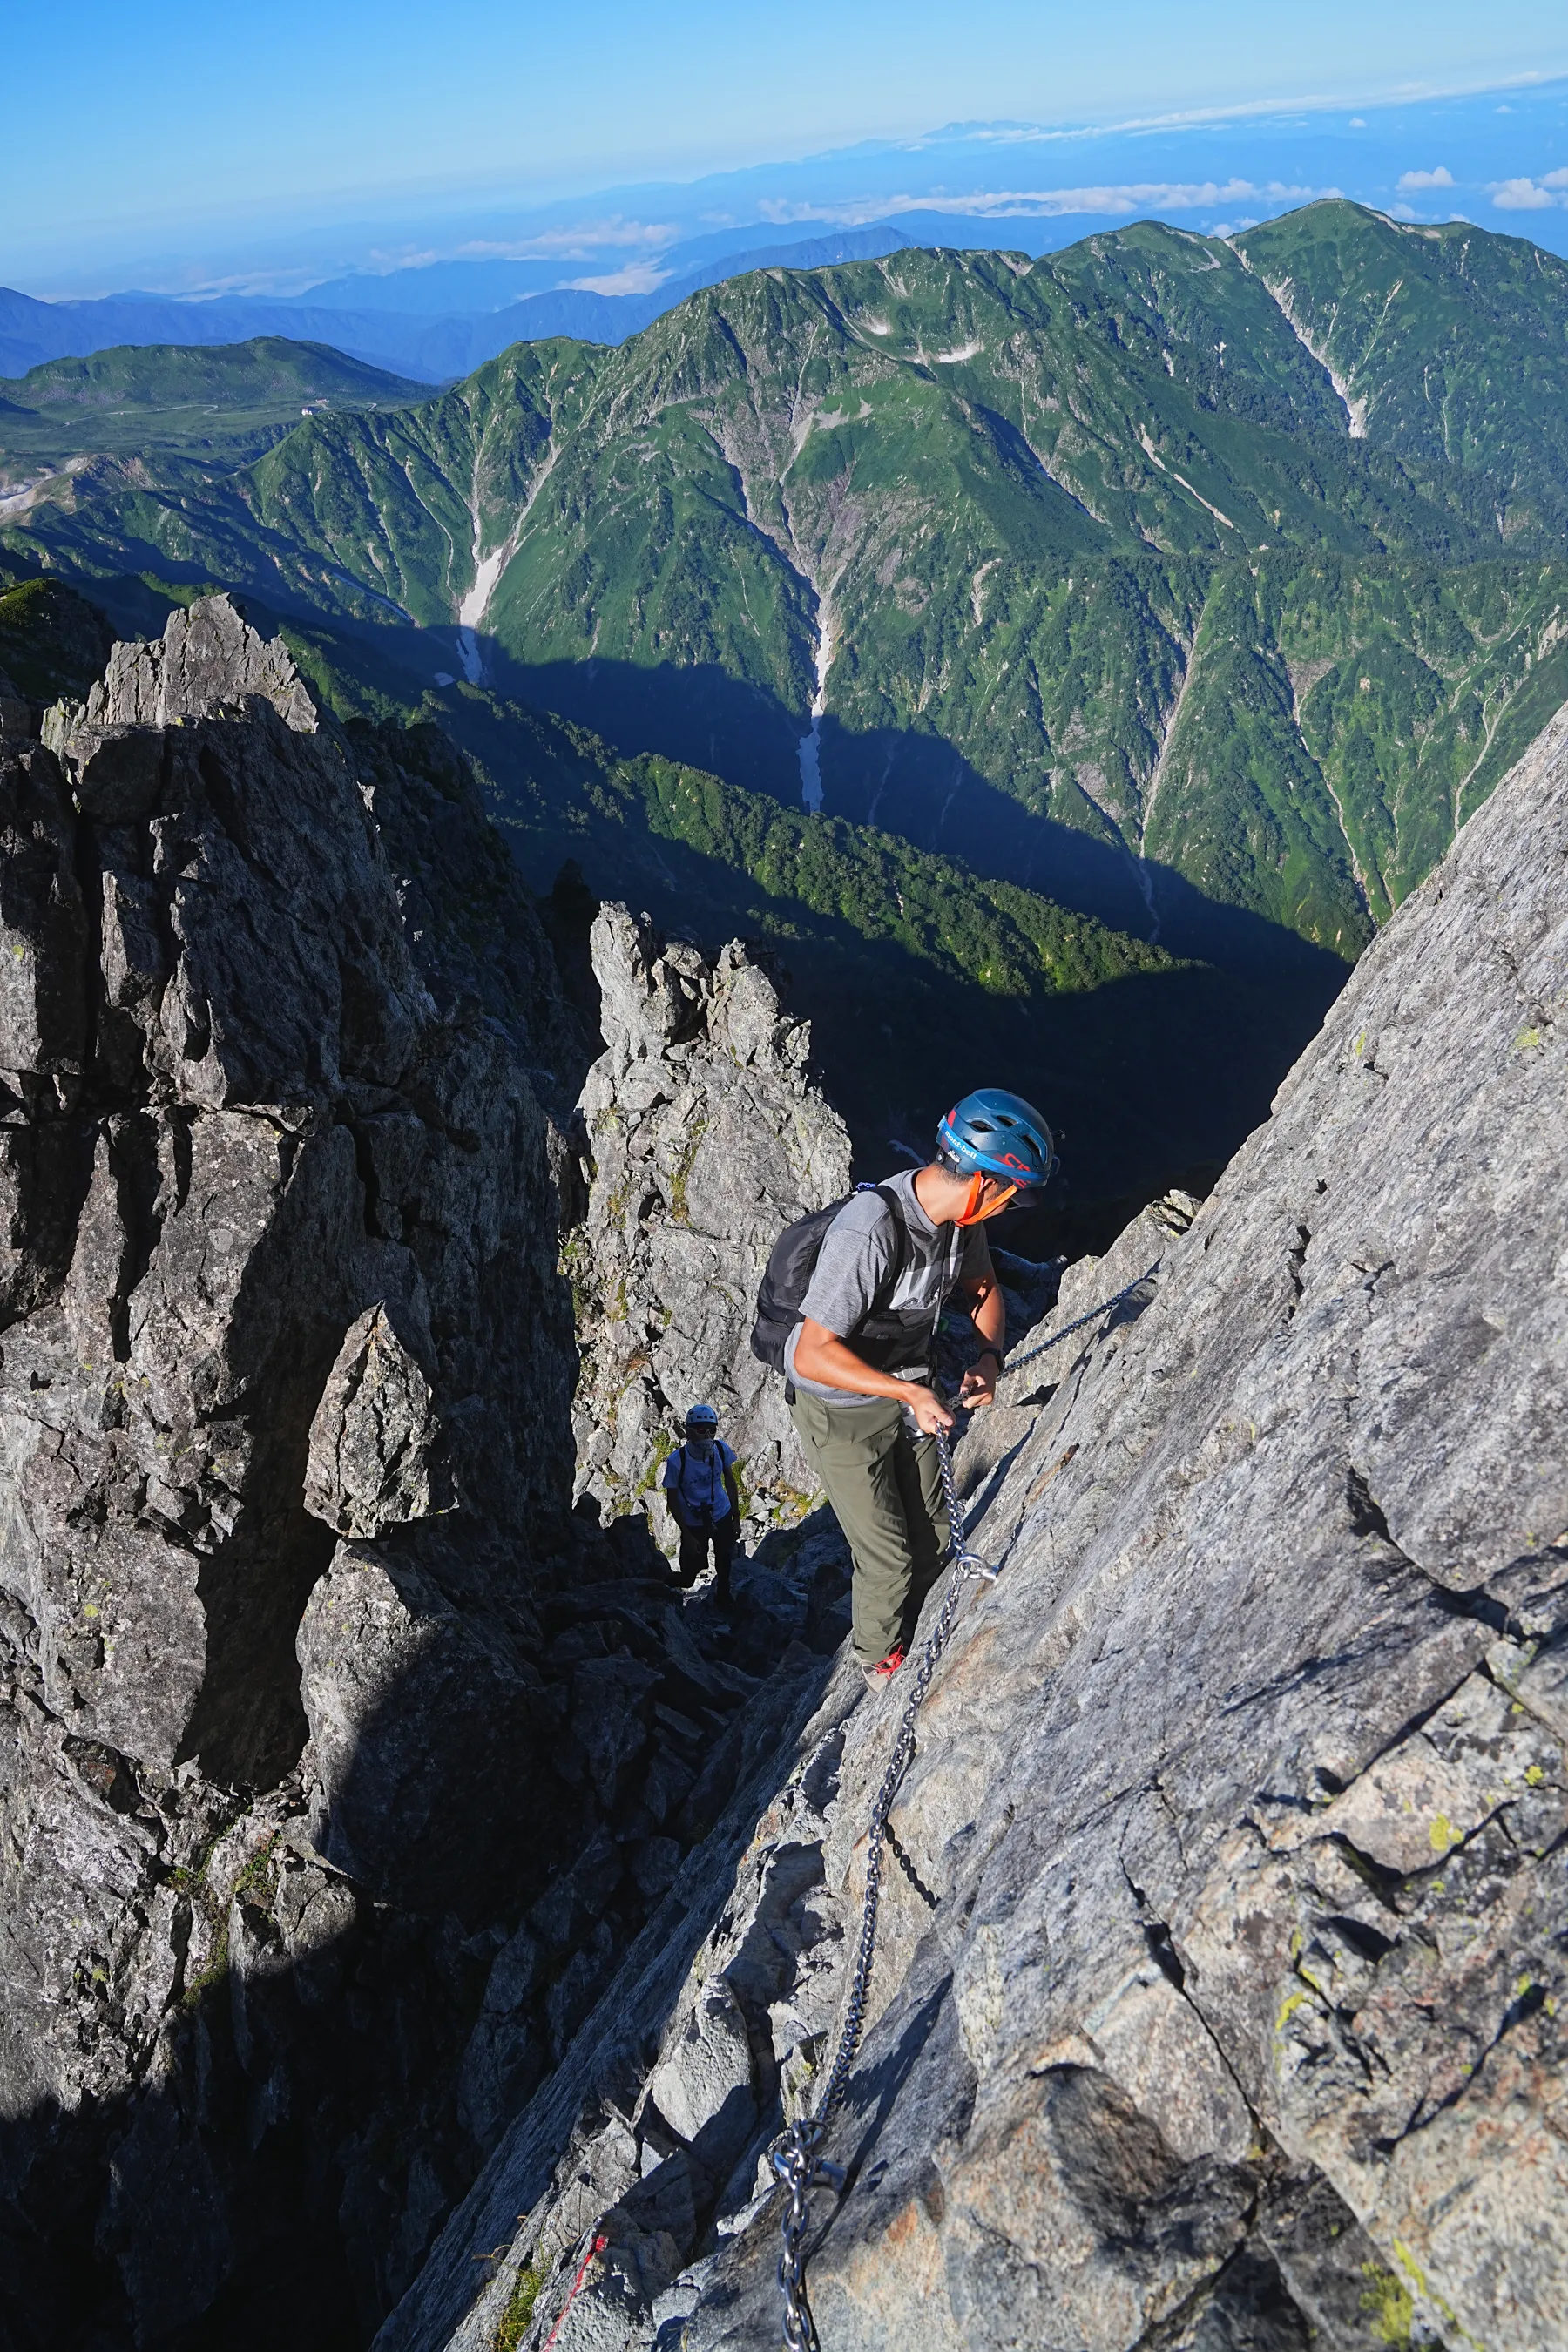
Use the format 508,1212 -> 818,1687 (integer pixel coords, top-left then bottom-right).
991,1260 -> 1159,1393
767,1260 -> 1161,2351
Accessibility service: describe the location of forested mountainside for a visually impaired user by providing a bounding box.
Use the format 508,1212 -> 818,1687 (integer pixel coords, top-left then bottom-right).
6,199 -> 1568,977
0,571 -> 1320,1230
347,677 -> 1318,1208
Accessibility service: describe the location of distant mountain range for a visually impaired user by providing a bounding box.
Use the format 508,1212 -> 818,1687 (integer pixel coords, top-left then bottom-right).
11,199 -> 1565,963
0,220 -> 1079,383
5,196 -> 1568,1199
0,338 -> 424,461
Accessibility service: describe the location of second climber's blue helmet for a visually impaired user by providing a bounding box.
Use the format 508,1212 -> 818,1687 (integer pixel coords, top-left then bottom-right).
936,1088 -> 1058,1190
685,1402 -> 719,1430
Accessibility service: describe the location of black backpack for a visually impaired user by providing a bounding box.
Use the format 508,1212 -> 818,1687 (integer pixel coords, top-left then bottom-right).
750,1183 -> 913,1373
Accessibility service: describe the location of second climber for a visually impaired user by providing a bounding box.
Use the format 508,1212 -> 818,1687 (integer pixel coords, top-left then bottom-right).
660,1402 -> 742,1603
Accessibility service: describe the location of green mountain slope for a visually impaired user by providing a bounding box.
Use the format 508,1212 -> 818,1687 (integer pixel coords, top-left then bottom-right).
1142,552 -> 1568,941
5,204 -> 1567,977
1237,204 -> 1568,550
497,736 -> 1320,1226
274,625 -> 1326,1221
0,337 -> 426,477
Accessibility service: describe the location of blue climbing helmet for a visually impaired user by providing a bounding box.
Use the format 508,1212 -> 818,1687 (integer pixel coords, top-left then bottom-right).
936,1088 -> 1058,1190
684,1402 -> 719,1434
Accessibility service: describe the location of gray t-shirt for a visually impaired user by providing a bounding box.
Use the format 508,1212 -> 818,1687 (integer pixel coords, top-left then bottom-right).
784,1168 -> 993,1407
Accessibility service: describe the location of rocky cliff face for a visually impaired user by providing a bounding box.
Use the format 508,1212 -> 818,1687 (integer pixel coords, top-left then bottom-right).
384,702 -> 1568,2351
0,594 -> 583,2342
8,585 -> 1564,2352
571,905 -> 850,1541
0,597 -> 853,2350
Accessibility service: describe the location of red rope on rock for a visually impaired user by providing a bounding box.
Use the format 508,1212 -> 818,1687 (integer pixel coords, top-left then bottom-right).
541,2231 -> 609,2350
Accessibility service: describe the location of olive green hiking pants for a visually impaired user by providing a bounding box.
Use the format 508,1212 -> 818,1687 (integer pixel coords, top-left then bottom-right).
789,1390 -> 950,1666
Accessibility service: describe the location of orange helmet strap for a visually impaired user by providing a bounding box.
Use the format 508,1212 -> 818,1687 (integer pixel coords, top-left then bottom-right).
954,1174 -> 1017,1226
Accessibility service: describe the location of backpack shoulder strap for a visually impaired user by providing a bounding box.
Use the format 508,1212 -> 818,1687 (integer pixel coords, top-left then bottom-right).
867,1181 -> 910,1301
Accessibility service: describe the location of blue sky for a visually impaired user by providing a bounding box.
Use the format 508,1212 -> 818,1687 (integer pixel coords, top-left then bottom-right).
6,1 -> 1568,293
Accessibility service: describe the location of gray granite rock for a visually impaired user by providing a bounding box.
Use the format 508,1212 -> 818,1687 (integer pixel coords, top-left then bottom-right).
0,594 -> 859,2349
295,1534 -> 551,1911
0,729 -> 87,1080
0,598 -> 591,2343
375,1636 -> 855,2352
458,1923 -> 547,2154
82,591 -> 320,733
305,1301 -> 451,1538
570,905 -> 851,1544
648,1974 -> 757,2172
671,701 -> 1568,2350
394,698 -> 1568,2352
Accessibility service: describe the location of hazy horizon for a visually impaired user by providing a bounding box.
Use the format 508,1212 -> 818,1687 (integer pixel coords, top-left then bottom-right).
6,2 -> 1568,301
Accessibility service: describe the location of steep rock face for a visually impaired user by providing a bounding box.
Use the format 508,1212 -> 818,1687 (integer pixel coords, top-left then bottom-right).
672,703 -> 1568,2348
80,591 -> 320,733
571,905 -> 850,1538
0,598 -> 596,2345
395,699 -> 1567,2351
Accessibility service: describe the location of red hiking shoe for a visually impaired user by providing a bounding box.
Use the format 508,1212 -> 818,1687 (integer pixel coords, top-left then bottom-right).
861,1643 -> 904,1693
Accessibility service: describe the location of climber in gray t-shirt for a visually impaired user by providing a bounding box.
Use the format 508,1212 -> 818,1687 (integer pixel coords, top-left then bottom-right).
786,1090 -> 1058,1692
785,1167 -> 991,1405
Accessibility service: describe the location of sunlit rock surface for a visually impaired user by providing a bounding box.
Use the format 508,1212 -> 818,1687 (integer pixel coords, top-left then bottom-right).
398,702 -> 1567,2351
571,902 -> 851,1541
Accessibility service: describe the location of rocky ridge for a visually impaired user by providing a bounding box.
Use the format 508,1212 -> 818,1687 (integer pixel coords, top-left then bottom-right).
5,583 -> 1564,2352
0,597 -> 854,2349
570,902 -> 851,1543
386,702 -> 1568,2349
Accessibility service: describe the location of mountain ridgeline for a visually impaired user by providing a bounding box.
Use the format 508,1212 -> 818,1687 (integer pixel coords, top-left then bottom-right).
7,199 -> 1568,993
2,190 -> 1567,2349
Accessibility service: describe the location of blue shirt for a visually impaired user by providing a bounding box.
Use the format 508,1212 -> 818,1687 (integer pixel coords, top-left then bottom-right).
661,1439 -> 737,1521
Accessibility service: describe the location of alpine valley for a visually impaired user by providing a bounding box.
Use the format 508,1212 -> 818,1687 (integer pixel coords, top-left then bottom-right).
5,194 -> 1568,1199
3,186 -> 1568,2352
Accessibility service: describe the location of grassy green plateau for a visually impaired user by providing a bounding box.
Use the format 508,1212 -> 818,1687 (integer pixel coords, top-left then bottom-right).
4,199 -> 1565,1219
0,338 -> 425,478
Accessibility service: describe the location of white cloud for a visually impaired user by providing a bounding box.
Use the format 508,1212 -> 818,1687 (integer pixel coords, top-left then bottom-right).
1544,168 -> 1568,188
454,219 -> 679,258
1493,177 -> 1558,210
1397,166 -> 1455,190
758,179 -> 1335,229
564,263 -> 670,295
1348,118 -> 1367,129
